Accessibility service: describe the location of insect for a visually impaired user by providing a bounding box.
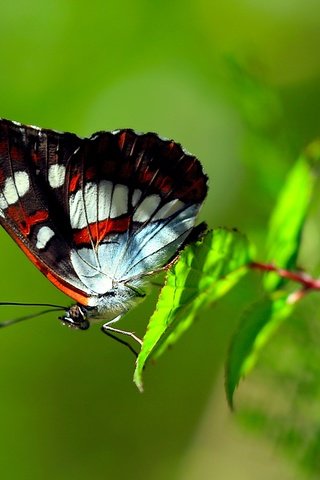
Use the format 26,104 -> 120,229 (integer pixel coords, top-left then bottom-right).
0,119 -> 208,347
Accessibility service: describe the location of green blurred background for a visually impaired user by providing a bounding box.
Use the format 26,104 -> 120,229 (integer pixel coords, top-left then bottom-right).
1,1 -> 320,479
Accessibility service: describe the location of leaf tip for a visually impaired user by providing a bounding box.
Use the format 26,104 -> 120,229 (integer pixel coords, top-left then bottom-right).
225,372 -> 237,411
133,369 -> 144,393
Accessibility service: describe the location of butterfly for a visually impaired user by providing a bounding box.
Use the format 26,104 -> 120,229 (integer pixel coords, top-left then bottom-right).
0,119 -> 208,346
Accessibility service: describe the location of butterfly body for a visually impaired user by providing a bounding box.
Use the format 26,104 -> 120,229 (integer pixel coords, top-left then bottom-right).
0,119 -> 208,335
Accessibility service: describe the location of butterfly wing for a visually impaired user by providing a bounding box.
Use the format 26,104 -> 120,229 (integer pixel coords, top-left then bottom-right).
0,119 -> 93,304
0,120 -> 208,307
65,129 -> 208,293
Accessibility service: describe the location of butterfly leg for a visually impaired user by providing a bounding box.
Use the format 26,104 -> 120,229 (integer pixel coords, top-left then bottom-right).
100,315 -> 142,357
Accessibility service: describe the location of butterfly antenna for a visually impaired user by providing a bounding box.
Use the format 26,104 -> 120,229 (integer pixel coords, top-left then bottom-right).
0,303 -> 65,328
0,301 -> 66,309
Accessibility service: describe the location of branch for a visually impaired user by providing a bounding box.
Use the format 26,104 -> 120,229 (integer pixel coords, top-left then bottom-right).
250,261 -> 320,302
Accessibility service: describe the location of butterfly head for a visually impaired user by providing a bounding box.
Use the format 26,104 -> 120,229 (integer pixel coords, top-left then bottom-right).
59,304 -> 90,330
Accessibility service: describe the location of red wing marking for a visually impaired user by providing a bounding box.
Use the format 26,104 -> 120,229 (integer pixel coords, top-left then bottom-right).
0,139 -> 8,157
154,175 -> 173,194
7,206 -> 48,236
10,146 -> 23,163
69,167 -> 97,194
139,170 -> 156,184
73,216 -> 130,245
85,166 -> 96,181
0,168 -> 6,183
118,131 -> 127,150
119,162 -> 134,178
69,172 -> 81,193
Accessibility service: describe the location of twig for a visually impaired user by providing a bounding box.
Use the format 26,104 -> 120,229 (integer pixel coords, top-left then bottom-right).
250,261 -> 320,290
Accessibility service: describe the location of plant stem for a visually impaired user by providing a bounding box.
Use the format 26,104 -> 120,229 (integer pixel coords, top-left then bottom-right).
249,261 -> 320,290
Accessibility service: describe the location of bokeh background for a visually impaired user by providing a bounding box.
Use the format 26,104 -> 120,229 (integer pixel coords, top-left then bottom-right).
1,1 -> 320,479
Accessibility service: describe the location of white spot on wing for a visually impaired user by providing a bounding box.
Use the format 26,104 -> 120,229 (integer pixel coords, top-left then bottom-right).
98,180 -> 112,221
69,182 -> 98,229
132,189 -> 142,207
110,184 -> 128,218
0,193 -> 7,210
3,171 -> 30,205
153,199 -> 185,220
15,171 -> 30,197
48,164 -> 66,188
36,226 -> 55,249
84,182 -> 98,224
69,182 -> 129,229
70,190 -> 86,229
133,195 -> 161,222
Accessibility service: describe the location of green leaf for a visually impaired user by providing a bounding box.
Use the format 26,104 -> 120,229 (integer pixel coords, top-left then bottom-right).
225,294 -> 294,409
264,144 -> 320,291
133,228 -> 253,392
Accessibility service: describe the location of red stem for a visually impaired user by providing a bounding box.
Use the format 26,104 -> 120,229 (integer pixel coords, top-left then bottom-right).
249,261 -> 320,290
